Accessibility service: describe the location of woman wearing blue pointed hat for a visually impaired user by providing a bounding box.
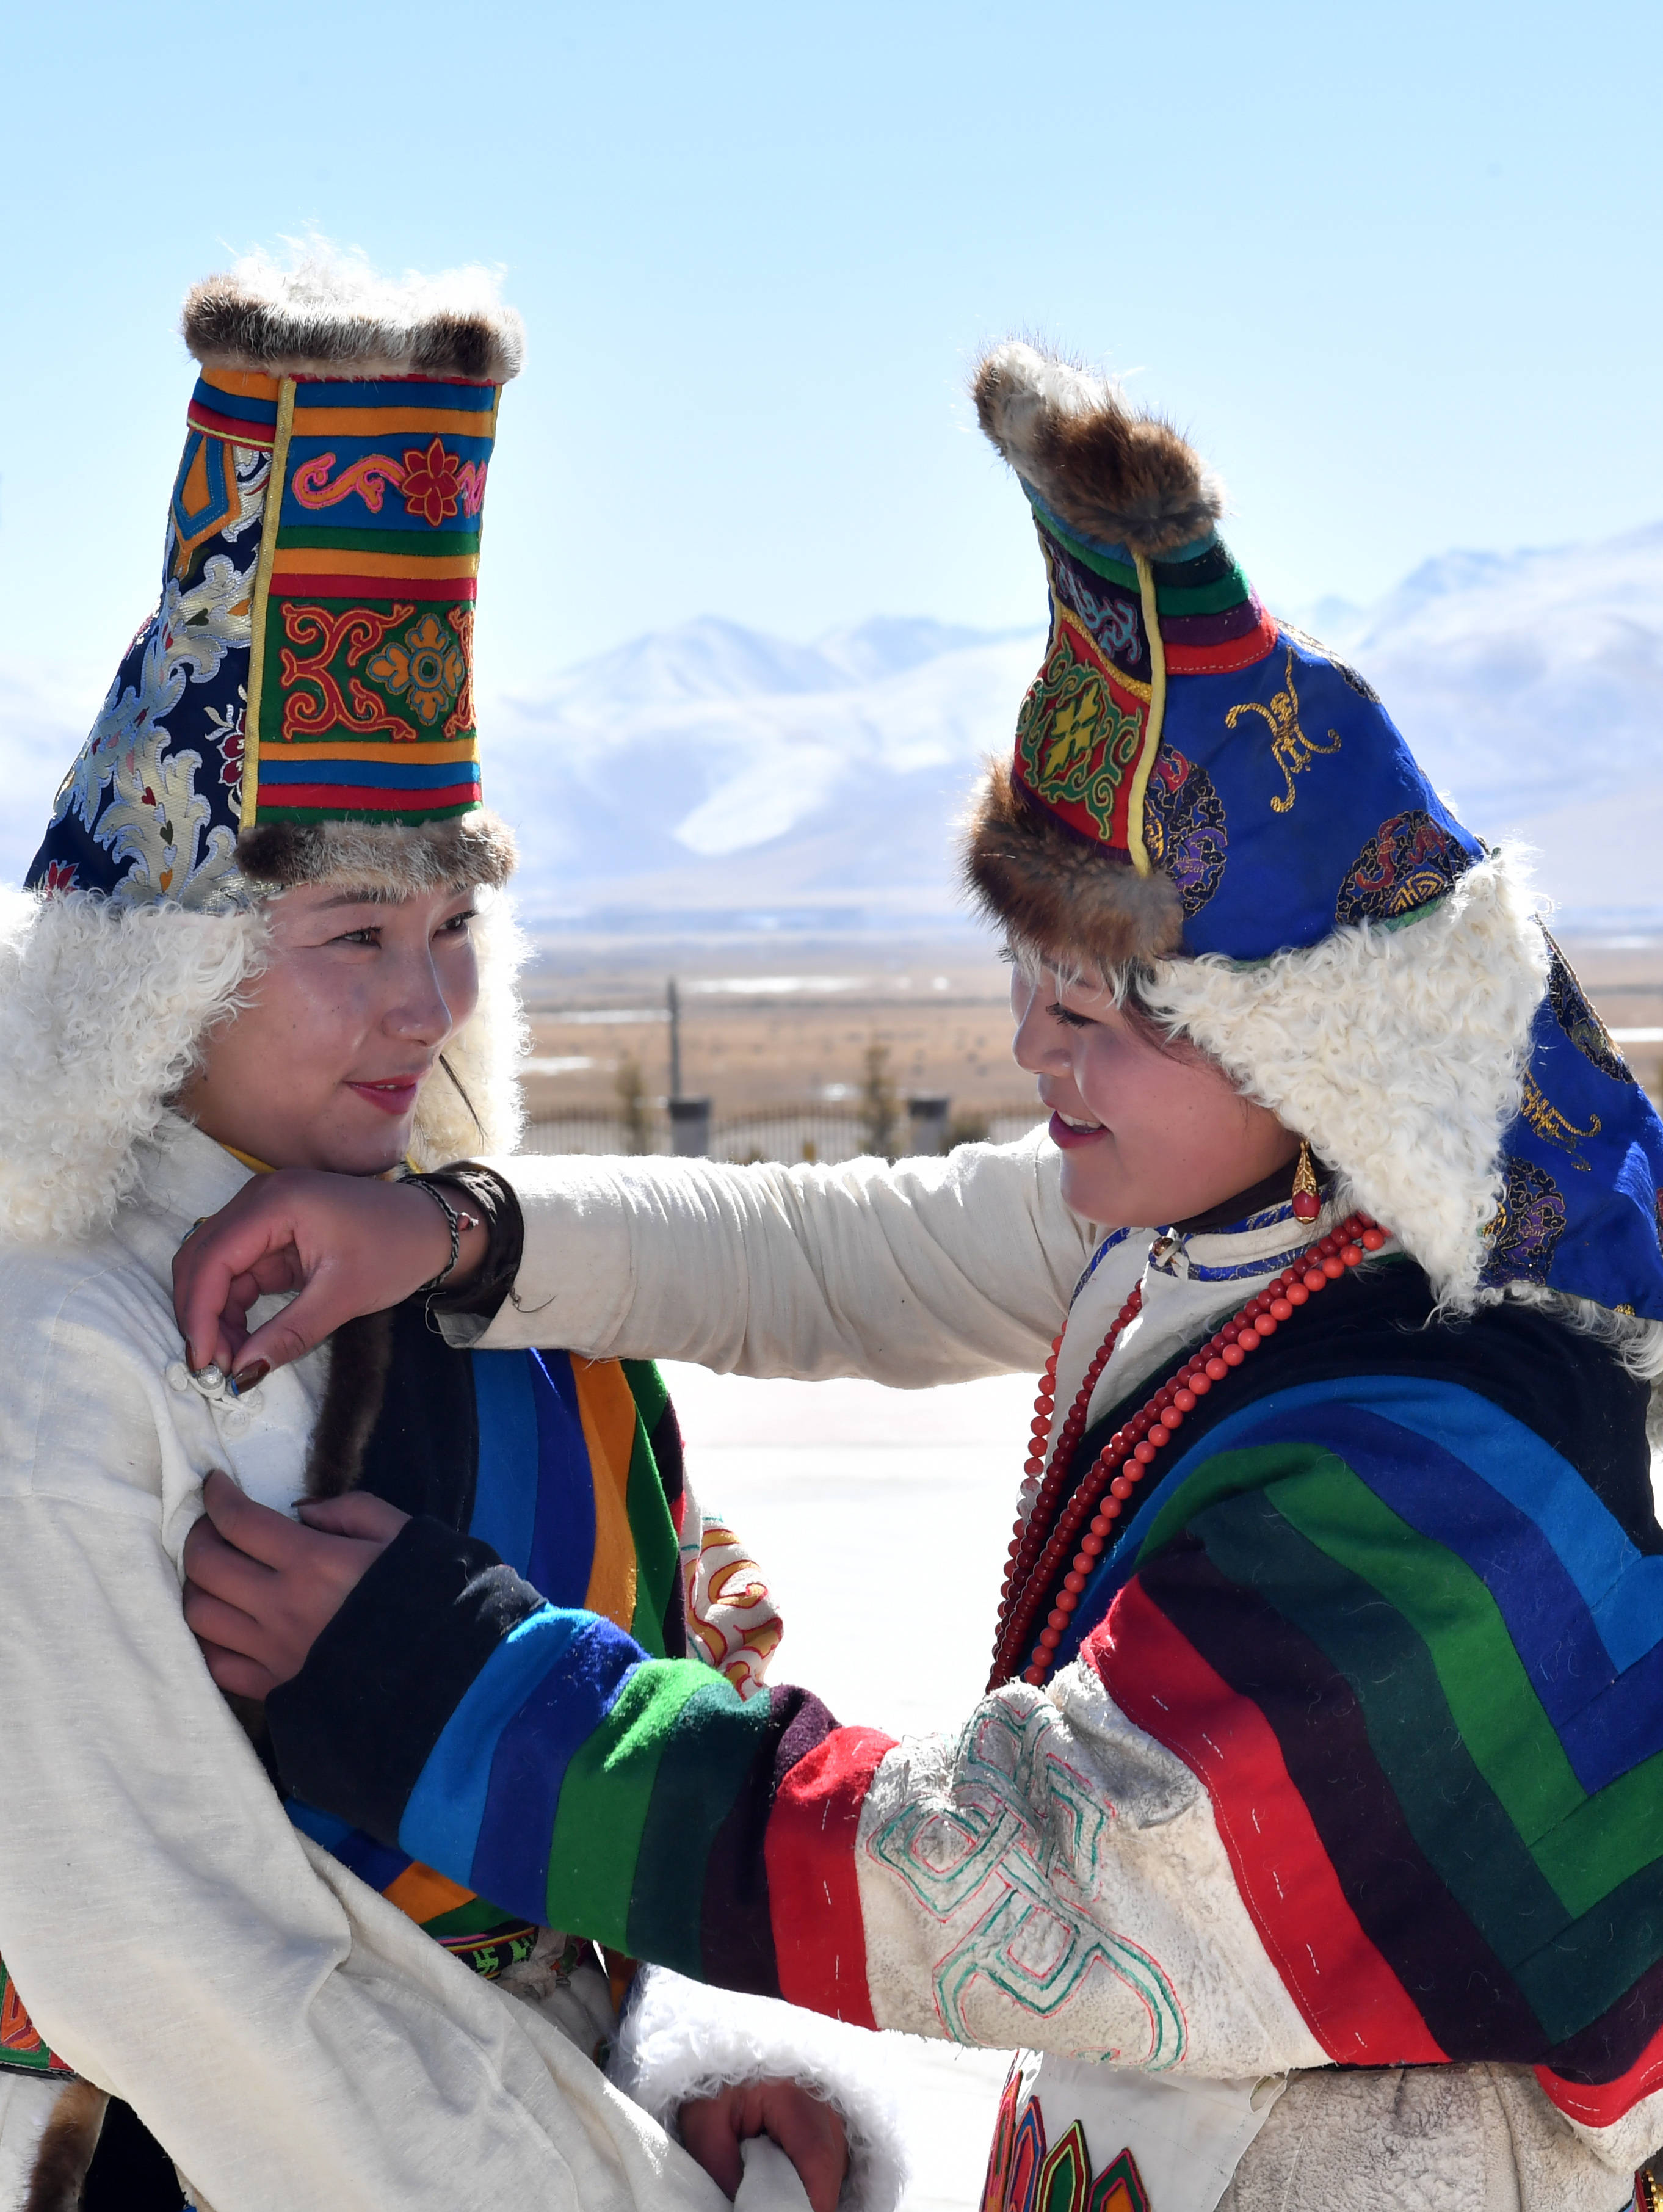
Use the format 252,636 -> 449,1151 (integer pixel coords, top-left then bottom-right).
0,256 -> 900,2212
175,343 -> 1663,2210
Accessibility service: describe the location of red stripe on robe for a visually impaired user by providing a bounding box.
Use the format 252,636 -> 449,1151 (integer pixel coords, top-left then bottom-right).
1087,1579 -> 1446,2066
766,1725 -> 895,2028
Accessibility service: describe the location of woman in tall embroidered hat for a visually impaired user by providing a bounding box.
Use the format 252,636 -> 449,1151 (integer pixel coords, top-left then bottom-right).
0,255 -> 906,2212
175,343 -> 1663,2212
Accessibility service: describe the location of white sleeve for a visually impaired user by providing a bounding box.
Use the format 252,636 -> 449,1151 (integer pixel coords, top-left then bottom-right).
0,1275 -> 723,2212
466,1131 -> 1092,1387
611,1967 -> 907,2212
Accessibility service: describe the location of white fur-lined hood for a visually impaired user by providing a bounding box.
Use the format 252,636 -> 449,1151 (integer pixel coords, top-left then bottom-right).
0,887 -> 527,1249
1143,846 -> 1547,1312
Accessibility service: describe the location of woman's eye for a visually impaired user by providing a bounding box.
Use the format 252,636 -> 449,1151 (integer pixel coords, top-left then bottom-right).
334,927 -> 380,948
438,909 -> 477,937
1048,1001 -> 1093,1030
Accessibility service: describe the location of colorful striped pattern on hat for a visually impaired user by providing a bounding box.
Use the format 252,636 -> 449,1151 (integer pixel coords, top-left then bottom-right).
242,372 -> 501,829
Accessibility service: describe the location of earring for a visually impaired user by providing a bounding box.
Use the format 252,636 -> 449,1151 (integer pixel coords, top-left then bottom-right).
1291,1138 -> 1321,1223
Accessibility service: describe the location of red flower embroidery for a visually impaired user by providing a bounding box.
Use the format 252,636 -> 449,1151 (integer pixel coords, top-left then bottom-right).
40,860 -> 79,895
400,438 -> 463,527
220,730 -> 245,788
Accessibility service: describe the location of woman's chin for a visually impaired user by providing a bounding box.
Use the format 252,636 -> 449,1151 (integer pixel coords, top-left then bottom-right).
312,1114 -> 417,1178
1056,1145 -> 1128,1224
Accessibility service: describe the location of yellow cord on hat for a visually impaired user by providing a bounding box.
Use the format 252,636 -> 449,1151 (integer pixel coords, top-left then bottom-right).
1125,553 -> 1168,879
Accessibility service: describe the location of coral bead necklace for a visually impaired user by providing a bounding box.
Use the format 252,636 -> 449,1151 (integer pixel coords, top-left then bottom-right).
989,1209 -> 1388,1691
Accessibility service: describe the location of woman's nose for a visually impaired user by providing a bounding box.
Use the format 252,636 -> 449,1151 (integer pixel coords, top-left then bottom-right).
1010,984 -> 1070,1075
385,956 -> 454,1045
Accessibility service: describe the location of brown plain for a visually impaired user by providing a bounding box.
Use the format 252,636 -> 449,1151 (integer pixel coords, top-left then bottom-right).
516,932 -> 1663,1125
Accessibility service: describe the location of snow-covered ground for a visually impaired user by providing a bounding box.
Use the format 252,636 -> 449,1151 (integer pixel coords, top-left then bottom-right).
661,1362 -> 1036,2212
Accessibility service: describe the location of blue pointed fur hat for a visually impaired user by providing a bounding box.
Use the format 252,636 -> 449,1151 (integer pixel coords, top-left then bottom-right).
964,342 -> 1663,1324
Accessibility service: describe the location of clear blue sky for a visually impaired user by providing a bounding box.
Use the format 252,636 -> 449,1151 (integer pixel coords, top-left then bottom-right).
5,0 -> 1661,699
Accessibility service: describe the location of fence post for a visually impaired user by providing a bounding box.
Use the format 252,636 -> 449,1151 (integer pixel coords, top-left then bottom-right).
669,1096 -> 712,1158
906,1095 -> 951,1156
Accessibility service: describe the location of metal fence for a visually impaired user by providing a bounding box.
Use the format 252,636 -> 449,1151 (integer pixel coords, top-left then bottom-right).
518,1102 -> 1046,1163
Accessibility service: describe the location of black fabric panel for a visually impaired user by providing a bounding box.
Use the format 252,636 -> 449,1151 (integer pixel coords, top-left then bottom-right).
1150,540 -> 1241,589
1144,1526 -> 1547,2062
651,1397 -> 688,1659
1543,1942 -> 1663,2084
357,1299 -> 479,1528
83,2099 -> 184,2211
1069,1259 -> 1656,1553
267,1515 -> 543,1842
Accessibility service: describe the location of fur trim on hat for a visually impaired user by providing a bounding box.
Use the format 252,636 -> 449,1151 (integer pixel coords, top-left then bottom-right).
962,758 -> 1184,968
0,889 -> 269,1247
974,341 -> 1225,558
236,810 -> 518,897
183,248 -> 526,383
0,885 -> 526,1248
610,1966 -> 907,2212
1140,849 -> 1548,1311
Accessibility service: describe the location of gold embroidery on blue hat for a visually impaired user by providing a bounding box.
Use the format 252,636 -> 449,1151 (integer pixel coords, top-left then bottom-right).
1226,648 -> 1342,816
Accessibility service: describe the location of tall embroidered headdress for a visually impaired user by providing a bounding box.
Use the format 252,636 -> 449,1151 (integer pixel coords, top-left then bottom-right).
2,257 -> 528,1247
965,342 -> 1663,1321
28,255 -> 523,908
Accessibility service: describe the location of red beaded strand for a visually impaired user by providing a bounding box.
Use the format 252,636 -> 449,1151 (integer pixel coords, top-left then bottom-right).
993,1283 -> 1145,1653
989,1211 -> 1387,1691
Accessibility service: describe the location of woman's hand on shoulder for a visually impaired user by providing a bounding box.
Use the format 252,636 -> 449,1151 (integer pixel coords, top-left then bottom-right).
172,1169 -> 484,1384
679,2080 -> 849,2212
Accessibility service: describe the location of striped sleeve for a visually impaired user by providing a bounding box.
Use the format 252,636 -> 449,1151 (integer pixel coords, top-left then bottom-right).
268,1530 -> 894,2018
272,1363 -> 1663,2152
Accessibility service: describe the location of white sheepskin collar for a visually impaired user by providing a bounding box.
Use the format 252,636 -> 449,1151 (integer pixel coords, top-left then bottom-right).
1141,849 -> 1547,1310
0,887 -> 526,1249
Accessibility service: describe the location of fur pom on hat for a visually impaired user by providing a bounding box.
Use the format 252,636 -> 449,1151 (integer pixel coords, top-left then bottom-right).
973,342 -> 1224,559
963,757 -> 1183,971
183,248 -> 526,383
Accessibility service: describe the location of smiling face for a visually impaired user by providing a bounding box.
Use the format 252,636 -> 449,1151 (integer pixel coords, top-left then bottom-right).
176,880 -> 482,1175
1010,961 -> 1299,1228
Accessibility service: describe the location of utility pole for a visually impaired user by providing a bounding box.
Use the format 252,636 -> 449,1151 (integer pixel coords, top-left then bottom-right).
665,975 -> 711,1156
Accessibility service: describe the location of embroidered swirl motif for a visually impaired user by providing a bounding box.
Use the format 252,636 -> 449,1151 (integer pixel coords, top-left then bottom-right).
1226,647 -> 1342,814
1520,1069 -> 1601,1170
366,612 -> 467,728
1335,808 -> 1471,925
1015,631 -> 1144,840
278,603 -> 418,742
1045,540 -> 1147,678
1545,937 -> 1635,1084
1482,1156 -> 1567,1286
1142,744 -> 1227,917
291,439 -> 488,525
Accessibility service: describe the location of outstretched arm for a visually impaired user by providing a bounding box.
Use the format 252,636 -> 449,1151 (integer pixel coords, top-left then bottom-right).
174,1135 -> 1090,1389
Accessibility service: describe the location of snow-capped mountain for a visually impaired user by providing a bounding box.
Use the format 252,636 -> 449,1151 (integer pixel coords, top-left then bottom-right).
485,615 -> 1042,926
4,528 -> 1661,929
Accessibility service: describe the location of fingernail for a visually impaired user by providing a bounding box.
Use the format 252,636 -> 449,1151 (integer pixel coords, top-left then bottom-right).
230,1360 -> 269,1396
